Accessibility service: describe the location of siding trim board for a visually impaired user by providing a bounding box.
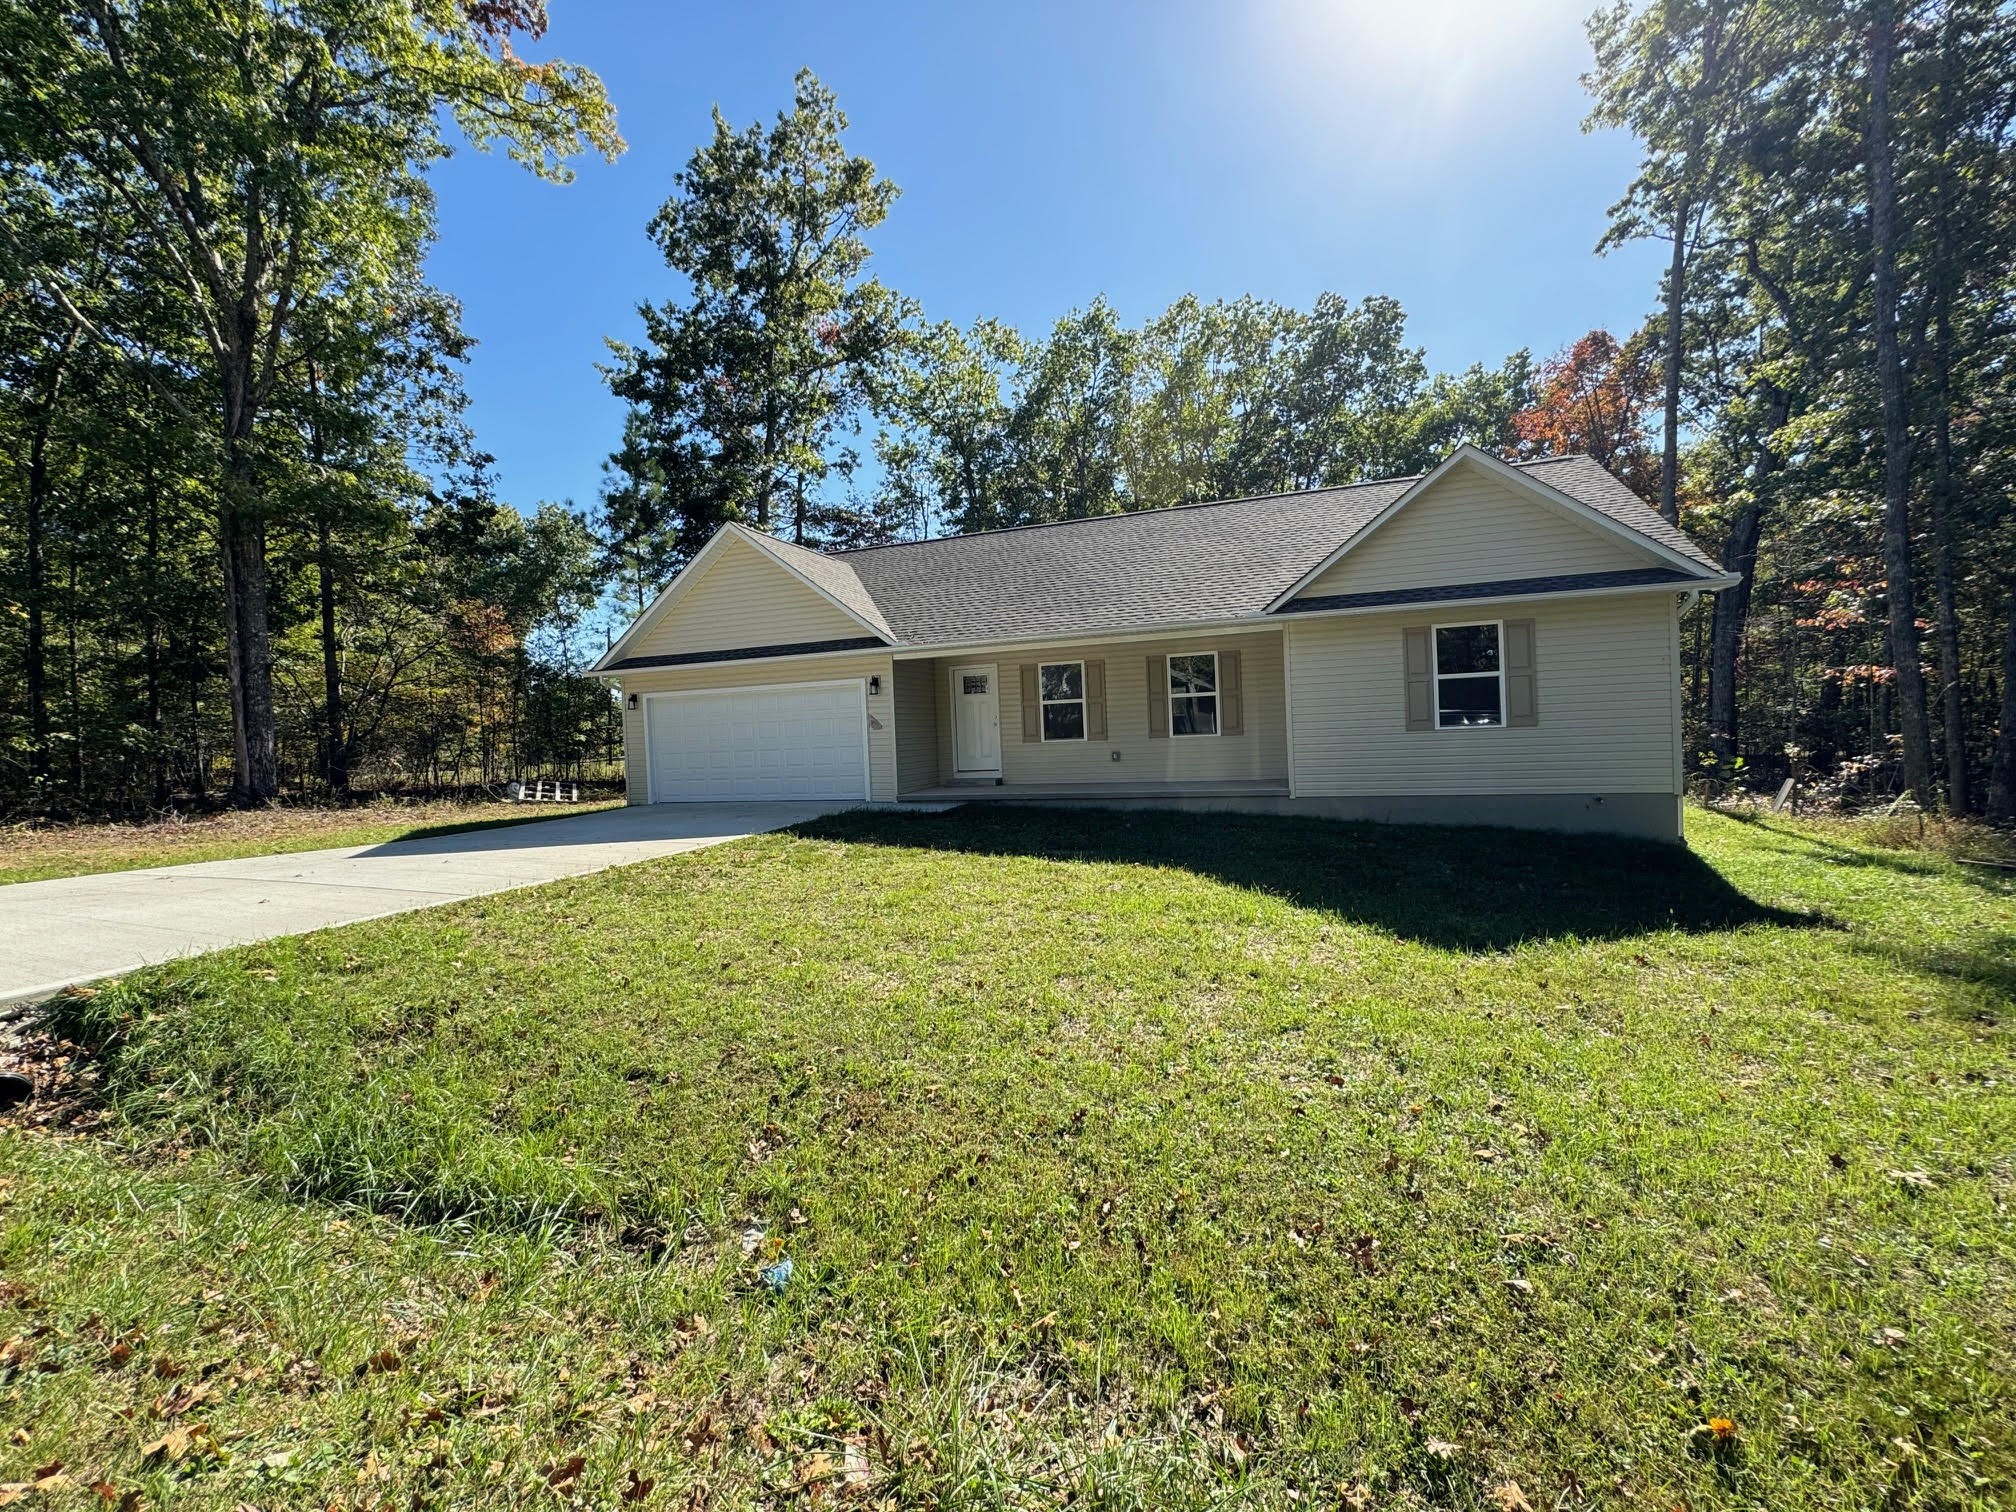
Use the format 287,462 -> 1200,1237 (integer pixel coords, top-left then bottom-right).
1280,567 -> 1698,615
603,636 -> 889,672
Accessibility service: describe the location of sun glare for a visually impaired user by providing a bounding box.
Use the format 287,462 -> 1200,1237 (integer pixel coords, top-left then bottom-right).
1244,0 -> 1588,152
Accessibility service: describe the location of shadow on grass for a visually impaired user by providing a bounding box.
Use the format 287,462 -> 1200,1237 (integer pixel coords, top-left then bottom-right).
1713,809 -> 2016,893
798,804 -> 1816,952
1854,936 -> 2016,1015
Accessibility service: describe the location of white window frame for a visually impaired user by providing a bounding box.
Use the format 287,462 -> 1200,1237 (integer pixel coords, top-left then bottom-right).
1167,650 -> 1220,739
1038,659 -> 1087,742
1431,619 -> 1506,731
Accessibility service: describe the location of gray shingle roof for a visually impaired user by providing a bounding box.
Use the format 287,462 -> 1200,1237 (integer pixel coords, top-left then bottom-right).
823,453 -> 1720,646
1517,455 -> 1721,571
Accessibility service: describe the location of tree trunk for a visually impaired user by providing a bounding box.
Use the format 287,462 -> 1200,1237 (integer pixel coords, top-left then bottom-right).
1658,194 -> 1689,528
66,551 -> 84,798
21,330 -> 79,807
1928,416 -> 1967,812
220,407 -> 279,803
308,370 -> 348,797
1707,500 -> 1762,771
1865,8 -> 1936,805
1987,584 -> 2016,823
24,405 -> 52,804
1706,383 -> 1790,774
317,513 -> 348,795
1925,37 -> 1968,815
145,473 -> 168,809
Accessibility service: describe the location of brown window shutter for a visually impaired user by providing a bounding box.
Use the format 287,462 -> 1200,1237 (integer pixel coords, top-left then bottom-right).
1403,626 -> 1434,730
1085,660 -> 1108,740
1219,649 -> 1243,735
1019,664 -> 1041,742
1504,618 -> 1539,727
1146,654 -> 1169,738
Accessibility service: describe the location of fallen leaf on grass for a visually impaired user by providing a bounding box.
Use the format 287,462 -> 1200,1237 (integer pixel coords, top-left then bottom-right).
1889,1168 -> 1936,1192
1490,1483 -> 1535,1512
140,1424 -> 207,1461
623,1467 -> 655,1502
546,1455 -> 585,1488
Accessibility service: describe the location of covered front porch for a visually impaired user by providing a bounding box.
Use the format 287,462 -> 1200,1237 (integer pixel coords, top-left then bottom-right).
888,626 -> 1290,800
899,777 -> 1291,803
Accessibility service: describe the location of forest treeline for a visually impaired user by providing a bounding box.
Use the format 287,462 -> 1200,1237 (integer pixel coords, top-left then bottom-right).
4,3 -> 2014,820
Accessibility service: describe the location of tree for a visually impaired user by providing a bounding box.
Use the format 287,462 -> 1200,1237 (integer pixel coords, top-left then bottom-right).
0,0 -> 618,801
1862,0 -> 1936,806
1586,0 -> 2016,812
604,70 -> 909,577
1587,0 -> 1760,526
1509,330 -> 1662,494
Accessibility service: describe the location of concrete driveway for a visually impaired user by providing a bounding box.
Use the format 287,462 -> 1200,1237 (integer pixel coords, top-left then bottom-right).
0,801 -> 848,1007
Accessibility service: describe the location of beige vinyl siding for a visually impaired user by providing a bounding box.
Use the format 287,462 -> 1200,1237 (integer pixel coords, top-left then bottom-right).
930,629 -> 1288,786
627,534 -> 870,661
891,659 -> 941,793
617,652 -> 896,803
1286,594 -> 1679,796
1294,468 -> 1656,600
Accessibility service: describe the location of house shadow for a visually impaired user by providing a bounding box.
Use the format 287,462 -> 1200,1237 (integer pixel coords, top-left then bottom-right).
794,803 -> 1817,953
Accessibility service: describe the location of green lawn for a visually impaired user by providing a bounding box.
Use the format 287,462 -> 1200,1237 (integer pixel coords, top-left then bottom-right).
2,807 -> 2010,1509
0,797 -> 620,885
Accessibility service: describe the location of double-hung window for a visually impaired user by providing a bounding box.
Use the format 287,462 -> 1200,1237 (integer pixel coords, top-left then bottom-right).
1039,661 -> 1086,741
1434,622 -> 1503,727
1168,652 -> 1219,737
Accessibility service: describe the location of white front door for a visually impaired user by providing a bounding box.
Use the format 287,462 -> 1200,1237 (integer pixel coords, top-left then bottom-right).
950,663 -> 1002,777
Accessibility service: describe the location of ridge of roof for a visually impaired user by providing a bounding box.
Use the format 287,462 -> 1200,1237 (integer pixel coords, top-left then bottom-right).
824,453 -> 1641,560
828,469 -> 1436,558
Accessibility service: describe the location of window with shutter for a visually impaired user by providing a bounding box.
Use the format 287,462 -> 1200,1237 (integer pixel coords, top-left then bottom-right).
1431,621 -> 1503,728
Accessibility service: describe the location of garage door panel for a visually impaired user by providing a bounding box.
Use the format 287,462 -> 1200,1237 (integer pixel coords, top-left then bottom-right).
646,681 -> 867,802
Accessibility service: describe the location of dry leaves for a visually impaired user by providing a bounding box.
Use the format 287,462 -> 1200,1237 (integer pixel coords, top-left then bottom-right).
1491,1483 -> 1535,1512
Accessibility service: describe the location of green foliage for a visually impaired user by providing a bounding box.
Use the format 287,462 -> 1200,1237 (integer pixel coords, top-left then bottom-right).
0,0 -> 621,814
881,293 -> 1537,537
1587,0 -> 2016,812
602,69 -> 911,574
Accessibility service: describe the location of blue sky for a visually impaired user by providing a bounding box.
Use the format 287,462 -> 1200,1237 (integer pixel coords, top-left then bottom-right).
425,0 -> 1662,514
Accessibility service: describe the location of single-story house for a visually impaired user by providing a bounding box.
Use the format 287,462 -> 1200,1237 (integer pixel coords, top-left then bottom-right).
590,445 -> 1737,840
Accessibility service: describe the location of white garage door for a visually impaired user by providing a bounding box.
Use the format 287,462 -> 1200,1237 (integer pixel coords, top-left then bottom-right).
645,681 -> 868,802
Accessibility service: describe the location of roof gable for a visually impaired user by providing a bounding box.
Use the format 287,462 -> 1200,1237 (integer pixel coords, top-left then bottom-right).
1266,447 -> 1720,611
1284,456 -> 1663,603
595,526 -> 890,672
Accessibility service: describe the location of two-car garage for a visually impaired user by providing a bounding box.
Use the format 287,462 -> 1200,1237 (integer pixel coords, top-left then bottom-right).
641,680 -> 871,803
